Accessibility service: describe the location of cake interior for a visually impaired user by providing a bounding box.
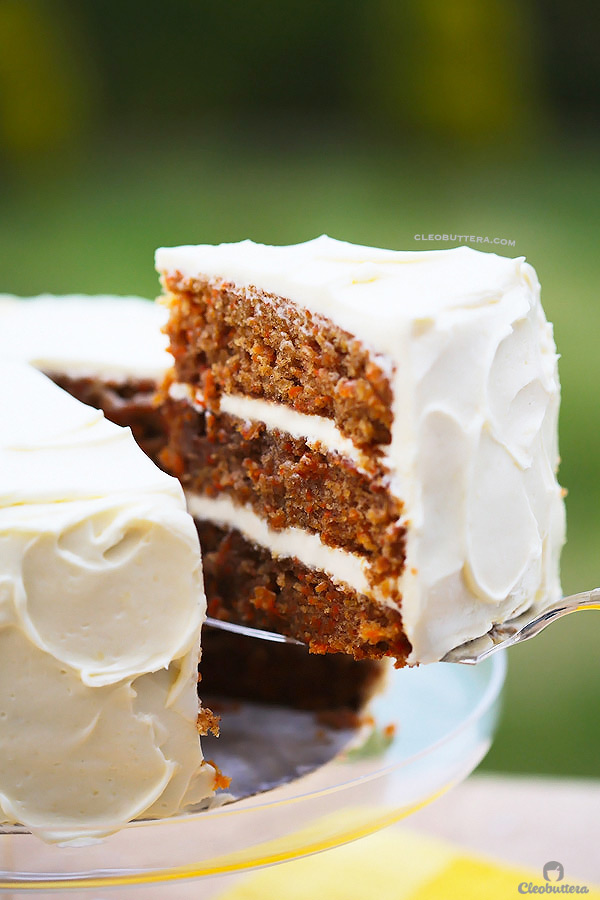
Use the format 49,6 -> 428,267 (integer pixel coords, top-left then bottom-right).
160,275 -> 412,665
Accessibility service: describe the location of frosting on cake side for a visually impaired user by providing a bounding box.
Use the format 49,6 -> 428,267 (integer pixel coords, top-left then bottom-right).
0,362 -> 215,843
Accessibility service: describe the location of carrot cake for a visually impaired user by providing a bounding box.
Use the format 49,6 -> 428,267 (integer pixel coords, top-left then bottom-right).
155,236 -> 566,666
0,361 -> 217,843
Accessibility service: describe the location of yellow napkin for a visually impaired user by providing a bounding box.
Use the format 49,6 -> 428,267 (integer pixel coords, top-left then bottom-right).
216,827 -> 600,900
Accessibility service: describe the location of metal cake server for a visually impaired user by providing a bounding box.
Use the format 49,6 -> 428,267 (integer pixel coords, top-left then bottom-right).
205,617 -> 304,645
205,587 -> 600,664
442,587 -> 600,664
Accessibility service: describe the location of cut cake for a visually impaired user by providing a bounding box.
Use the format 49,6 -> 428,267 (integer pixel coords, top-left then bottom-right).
0,294 -> 170,462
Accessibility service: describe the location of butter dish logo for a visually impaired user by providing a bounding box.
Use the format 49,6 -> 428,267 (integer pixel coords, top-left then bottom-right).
518,861 -> 589,894
544,862 -> 564,883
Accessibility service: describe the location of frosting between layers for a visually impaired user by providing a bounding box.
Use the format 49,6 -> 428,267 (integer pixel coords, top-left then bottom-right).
157,237 -> 565,664
168,382 -> 368,469
0,362 -> 214,843
0,295 -> 170,380
186,492 -> 371,596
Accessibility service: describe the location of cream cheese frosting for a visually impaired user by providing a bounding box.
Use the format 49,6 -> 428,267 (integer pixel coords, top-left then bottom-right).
156,236 -> 566,664
185,492 -> 371,595
0,362 -> 215,843
168,381 -> 368,469
0,294 -> 170,380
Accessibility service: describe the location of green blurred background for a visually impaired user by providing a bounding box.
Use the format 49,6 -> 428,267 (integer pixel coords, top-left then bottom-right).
1,0 -> 598,777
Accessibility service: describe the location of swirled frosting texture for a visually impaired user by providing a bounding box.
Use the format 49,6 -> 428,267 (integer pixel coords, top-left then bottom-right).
0,363 -> 215,842
156,237 -> 565,663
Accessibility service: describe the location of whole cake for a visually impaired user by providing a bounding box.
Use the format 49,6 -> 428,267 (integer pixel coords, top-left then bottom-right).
0,361 -> 217,843
156,236 -> 566,666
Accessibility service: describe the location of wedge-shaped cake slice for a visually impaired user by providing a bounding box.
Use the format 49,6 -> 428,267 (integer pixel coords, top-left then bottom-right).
156,235 -> 565,666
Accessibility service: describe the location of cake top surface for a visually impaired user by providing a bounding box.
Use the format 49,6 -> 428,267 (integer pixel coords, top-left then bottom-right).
155,235 -> 537,356
0,294 -> 170,380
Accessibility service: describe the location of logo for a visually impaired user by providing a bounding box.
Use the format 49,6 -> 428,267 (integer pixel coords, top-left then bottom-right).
518,862 -> 589,894
543,862 -> 564,883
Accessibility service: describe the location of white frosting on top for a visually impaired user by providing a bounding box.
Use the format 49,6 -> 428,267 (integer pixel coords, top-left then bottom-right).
157,236 -> 565,664
0,363 -> 214,843
157,235 -> 536,354
0,294 -> 170,380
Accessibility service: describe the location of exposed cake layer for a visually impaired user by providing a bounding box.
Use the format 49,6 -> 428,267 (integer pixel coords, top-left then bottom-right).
0,362 -> 215,843
170,382 -> 368,467
163,398 -> 405,582
162,276 -> 393,447
197,521 -> 411,662
157,237 -> 566,664
201,628 -> 385,713
187,492 -> 372,598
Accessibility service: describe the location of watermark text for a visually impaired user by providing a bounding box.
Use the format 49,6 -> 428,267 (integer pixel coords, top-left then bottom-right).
414,233 -> 515,247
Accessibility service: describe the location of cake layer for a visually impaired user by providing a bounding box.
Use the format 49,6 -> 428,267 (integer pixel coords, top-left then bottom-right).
169,381 -> 368,467
163,398 -> 405,578
197,521 -> 411,662
201,628 -> 385,713
157,237 -> 566,665
162,276 -> 393,447
0,362 -> 215,843
186,492 -> 371,597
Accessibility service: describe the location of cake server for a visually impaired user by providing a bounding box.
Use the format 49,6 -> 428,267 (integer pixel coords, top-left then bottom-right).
205,586 -> 600,664
441,587 -> 600,664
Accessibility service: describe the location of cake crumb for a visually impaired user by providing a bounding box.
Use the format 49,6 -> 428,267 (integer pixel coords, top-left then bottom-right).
197,707 -> 221,737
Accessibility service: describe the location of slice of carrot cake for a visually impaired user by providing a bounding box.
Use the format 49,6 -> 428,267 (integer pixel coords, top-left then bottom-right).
155,235 -> 565,666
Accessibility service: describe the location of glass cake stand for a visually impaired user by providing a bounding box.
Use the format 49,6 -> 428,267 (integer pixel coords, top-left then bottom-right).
0,654 -> 505,895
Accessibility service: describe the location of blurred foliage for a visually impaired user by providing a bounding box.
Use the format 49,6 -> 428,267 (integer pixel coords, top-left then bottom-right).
534,0 -> 600,129
0,0 -> 95,159
0,0 -> 599,167
357,0 -> 541,142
